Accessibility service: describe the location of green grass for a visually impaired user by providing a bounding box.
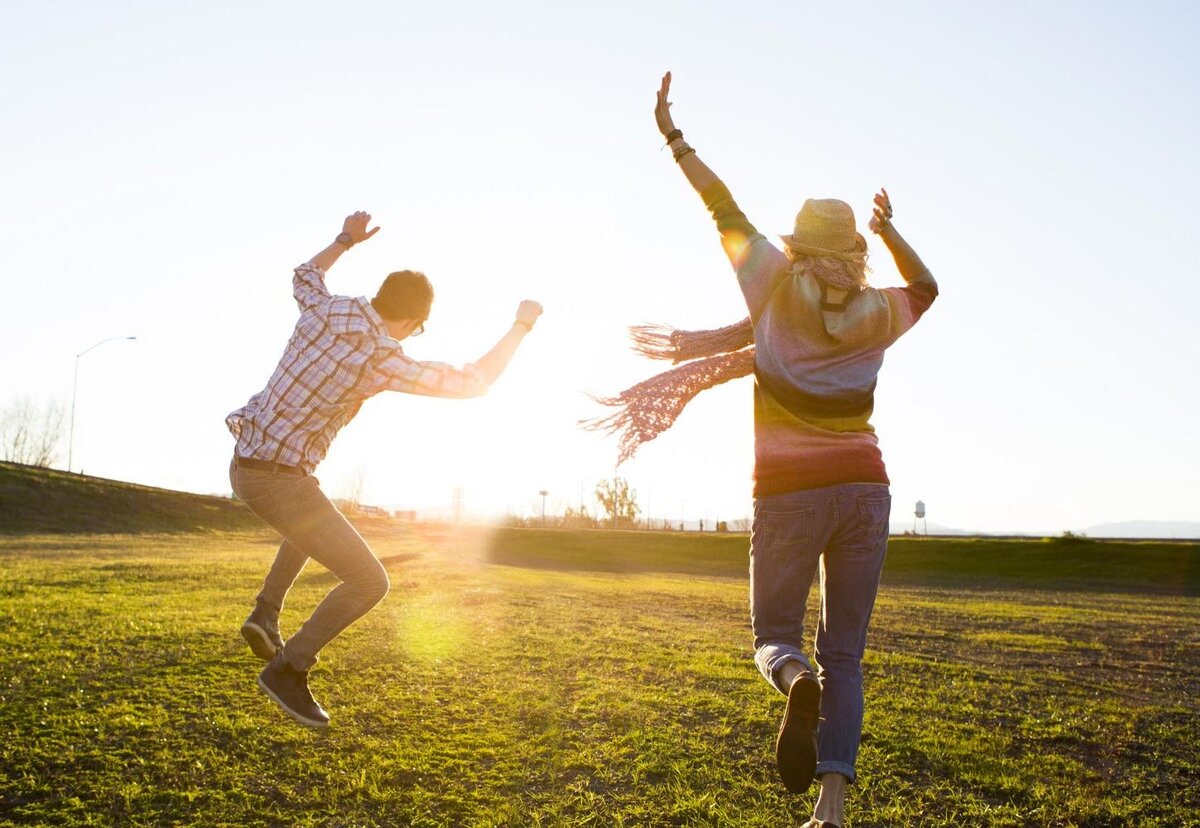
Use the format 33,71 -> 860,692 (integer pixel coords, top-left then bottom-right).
0,461 -> 260,534
1,526 -> 1197,827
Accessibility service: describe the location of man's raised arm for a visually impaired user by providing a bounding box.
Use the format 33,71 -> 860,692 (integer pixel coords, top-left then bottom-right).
308,211 -> 381,272
471,300 -> 544,386
294,211 -> 382,312
379,301 -> 544,399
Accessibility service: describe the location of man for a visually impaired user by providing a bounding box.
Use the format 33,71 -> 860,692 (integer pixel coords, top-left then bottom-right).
227,210 -> 542,728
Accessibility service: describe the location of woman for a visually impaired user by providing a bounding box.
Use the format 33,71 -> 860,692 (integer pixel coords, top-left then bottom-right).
599,73 -> 938,827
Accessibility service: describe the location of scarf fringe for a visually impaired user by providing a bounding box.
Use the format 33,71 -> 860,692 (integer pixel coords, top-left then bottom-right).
582,348 -> 755,465
630,319 -> 753,364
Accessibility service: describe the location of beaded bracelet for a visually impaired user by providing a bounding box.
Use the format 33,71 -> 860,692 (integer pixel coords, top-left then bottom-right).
664,129 -> 683,144
673,145 -> 695,163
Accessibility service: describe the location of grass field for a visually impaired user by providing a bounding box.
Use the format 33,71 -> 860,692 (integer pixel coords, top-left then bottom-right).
1,526 -> 1197,827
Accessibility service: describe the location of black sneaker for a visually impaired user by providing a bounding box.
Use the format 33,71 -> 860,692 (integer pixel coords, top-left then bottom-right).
776,670 -> 821,793
257,654 -> 330,728
241,602 -> 284,660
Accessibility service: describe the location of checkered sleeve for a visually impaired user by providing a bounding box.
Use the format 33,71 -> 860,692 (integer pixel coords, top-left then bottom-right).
377,347 -> 488,398
293,264 -> 332,313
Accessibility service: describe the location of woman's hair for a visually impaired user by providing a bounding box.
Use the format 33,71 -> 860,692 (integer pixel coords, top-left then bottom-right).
785,250 -> 870,290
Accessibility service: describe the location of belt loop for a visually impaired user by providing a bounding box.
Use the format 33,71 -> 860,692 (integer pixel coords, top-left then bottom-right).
234,455 -> 306,476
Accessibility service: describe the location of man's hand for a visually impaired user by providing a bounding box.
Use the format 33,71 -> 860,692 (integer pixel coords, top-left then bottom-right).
867,189 -> 894,235
655,72 -> 677,138
341,211 -> 381,245
515,300 -> 543,330
308,211 -> 380,270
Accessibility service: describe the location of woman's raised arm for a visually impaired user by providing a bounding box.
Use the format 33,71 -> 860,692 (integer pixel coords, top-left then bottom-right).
869,189 -> 931,283
656,72 -> 769,275
655,72 -> 720,193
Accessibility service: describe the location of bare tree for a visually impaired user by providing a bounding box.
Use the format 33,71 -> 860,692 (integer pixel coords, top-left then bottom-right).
1,397 -> 66,467
337,466 -> 367,515
559,505 -> 598,529
595,477 -> 641,529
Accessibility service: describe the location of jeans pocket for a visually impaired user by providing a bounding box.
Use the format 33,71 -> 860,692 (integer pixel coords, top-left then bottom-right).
233,469 -> 300,518
752,505 -> 814,560
853,494 -> 892,545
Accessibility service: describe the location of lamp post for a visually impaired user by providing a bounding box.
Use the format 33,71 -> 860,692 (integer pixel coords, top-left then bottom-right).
539,490 -> 548,527
68,336 -> 136,473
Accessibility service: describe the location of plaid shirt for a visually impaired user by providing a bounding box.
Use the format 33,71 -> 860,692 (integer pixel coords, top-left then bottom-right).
226,264 -> 486,473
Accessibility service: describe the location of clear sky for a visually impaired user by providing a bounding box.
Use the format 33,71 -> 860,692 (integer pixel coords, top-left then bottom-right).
3,1 -> 1198,534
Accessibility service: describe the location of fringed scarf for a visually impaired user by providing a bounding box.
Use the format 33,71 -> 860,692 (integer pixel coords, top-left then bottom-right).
585,257 -> 867,464
585,320 -> 755,464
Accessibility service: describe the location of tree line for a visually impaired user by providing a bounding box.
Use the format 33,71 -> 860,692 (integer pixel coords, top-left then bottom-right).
0,398 -> 65,468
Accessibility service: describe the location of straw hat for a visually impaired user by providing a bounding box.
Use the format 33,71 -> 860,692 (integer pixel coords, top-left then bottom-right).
780,199 -> 866,262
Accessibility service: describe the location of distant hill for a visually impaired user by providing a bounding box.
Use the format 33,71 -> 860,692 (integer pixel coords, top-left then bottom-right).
1081,520 -> 1200,540
890,520 -> 1200,540
890,521 -> 975,536
0,461 -> 262,534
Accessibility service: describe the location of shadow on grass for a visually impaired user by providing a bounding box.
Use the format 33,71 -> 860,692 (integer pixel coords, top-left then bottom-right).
299,553 -> 422,587
484,528 -> 1200,596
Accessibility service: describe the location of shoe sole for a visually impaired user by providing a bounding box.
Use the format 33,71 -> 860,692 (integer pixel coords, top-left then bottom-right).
776,676 -> 821,793
256,674 -> 330,729
241,622 -> 279,661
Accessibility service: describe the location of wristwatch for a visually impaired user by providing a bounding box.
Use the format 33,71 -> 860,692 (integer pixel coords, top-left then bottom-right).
335,232 -> 354,248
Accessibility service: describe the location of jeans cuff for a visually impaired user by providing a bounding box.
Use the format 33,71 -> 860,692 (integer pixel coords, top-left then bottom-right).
755,643 -> 815,695
282,643 -> 318,672
815,760 -> 856,783
255,595 -> 282,615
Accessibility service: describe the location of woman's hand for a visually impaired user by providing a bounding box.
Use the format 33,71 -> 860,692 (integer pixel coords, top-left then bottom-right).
655,71 -> 677,138
654,71 -> 719,193
867,189 -> 893,234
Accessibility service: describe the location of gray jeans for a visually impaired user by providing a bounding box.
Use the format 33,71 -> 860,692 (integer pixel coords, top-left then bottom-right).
229,458 -> 389,671
749,482 -> 891,782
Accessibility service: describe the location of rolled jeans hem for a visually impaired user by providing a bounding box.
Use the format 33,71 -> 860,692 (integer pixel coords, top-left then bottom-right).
254,594 -> 283,615
755,643 -> 815,695
816,761 -> 857,783
281,643 -> 319,673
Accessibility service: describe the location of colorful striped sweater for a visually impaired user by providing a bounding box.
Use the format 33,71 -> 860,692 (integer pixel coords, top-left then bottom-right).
700,181 -> 938,497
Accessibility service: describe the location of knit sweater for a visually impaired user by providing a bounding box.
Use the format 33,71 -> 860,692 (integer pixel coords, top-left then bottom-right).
700,181 -> 938,496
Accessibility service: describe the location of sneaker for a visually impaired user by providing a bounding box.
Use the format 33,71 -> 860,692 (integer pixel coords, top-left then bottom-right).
257,653 -> 330,728
241,602 -> 284,660
776,670 -> 821,793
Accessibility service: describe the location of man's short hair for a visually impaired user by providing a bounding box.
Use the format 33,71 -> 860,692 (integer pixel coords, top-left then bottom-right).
371,270 -> 433,321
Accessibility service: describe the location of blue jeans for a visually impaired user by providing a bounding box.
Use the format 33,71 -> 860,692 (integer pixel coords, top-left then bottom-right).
750,483 -> 891,782
230,458 -> 389,671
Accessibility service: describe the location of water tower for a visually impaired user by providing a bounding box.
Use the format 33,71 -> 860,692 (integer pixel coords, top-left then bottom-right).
914,500 -> 927,536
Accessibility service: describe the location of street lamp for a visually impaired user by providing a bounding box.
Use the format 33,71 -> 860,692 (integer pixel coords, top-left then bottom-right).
68,336 -> 136,473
